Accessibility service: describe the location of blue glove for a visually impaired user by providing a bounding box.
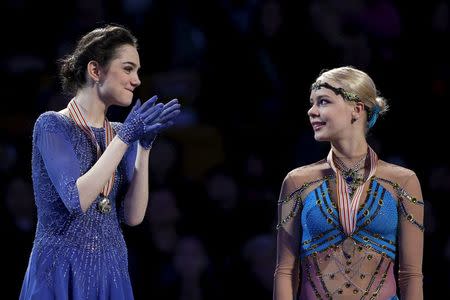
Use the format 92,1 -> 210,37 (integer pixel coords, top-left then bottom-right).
139,98 -> 181,149
116,96 -> 164,145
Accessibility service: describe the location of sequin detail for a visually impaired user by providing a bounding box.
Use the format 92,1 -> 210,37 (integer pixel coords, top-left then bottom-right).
116,109 -> 145,145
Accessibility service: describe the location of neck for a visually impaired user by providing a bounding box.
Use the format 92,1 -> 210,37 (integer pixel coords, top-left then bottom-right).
74,89 -> 107,128
331,138 -> 368,165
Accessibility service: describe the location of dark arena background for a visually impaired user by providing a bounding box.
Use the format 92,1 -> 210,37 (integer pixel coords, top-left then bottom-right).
1,0 -> 449,299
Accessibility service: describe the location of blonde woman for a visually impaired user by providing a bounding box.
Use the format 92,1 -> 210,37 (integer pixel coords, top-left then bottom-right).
274,66 -> 424,300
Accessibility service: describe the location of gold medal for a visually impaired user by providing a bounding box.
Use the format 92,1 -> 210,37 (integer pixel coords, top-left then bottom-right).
98,197 -> 111,214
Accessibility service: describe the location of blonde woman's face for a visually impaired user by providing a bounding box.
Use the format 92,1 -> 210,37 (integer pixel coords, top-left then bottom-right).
308,80 -> 355,142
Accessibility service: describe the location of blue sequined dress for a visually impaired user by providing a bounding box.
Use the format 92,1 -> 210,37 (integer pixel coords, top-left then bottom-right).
20,112 -> 138,300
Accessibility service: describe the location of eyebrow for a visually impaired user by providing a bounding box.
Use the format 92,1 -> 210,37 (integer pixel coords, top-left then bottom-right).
122,61 -> 140,69
309,94 -> 331,103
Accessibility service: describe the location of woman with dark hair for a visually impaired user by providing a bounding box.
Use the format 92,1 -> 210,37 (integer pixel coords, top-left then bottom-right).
19,24 -> 181,299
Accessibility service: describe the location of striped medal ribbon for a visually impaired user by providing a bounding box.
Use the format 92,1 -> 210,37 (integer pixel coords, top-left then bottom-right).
327,146 -> 378,235
68,98 -> 115,213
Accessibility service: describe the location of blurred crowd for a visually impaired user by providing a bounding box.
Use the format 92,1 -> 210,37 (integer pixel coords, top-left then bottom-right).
1,0 -> 449,299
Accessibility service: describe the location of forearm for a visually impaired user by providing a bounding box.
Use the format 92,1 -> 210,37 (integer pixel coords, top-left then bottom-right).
398,269 -> 423,300
274,225 -> 299,300
398,172 -> 424,300
76,136 -> 128,212
273,263 -> 299,300
123,144 -> 150,226
274,174 -> 300,300
398,225 -> 424,300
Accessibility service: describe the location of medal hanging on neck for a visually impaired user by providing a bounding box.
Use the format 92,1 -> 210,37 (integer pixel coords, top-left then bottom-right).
68,98 -> 115,214
333,155 -> 366,198
327,146 -> 378,236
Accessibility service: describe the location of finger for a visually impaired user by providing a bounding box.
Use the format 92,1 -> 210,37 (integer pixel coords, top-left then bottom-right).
159,99 -> 179,113
159,120 -> 174,130
141,102 -> 163,119
144,123 -> 162,133
139,95 -> 159,111
163,98 -> 179,109
130,98 -> 142,113
158,103 -> 181,119
158,109 -> 180,123
143,107 -> 164,124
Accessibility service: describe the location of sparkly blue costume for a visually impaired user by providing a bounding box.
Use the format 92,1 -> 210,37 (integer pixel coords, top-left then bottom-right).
299,178 -> 399,260
20,112 -> 137,300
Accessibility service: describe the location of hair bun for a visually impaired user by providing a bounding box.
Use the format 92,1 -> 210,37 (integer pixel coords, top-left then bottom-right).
375,96 -> 389,115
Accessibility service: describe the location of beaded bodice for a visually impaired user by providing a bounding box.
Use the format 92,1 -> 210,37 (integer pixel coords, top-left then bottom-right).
300,179 -> 398,259
298,178 -> 400,298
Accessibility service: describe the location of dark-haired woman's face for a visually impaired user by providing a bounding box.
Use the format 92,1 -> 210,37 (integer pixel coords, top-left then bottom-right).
98,44 -> 141,107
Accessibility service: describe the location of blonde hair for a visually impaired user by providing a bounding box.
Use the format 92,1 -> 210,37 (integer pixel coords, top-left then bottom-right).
316,66 -> 389,115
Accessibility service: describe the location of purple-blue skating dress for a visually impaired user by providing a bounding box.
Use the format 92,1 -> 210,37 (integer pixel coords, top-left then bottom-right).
20,111 -> 138,299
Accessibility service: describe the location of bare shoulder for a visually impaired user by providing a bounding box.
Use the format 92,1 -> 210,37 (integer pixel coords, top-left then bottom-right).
377,159 -> 418,186
287,159 -> 328,178
283,159 -> 330,191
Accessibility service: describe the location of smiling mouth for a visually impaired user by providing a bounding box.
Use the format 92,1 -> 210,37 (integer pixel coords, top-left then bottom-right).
311,122 -> 326,130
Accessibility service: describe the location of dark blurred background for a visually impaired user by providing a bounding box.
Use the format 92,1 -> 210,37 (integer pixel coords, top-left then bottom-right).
1,0 -> 449,299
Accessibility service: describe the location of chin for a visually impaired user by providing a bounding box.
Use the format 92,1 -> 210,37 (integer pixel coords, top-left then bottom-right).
313,133 -> 330,142
114,102 -> 129,108
117,97 -> 133,107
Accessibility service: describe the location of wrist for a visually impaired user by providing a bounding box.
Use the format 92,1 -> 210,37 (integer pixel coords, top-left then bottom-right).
139,139 -> 153,150
116,131 -> 132,145
118,111 -> 145,145
139,135 -> 156,150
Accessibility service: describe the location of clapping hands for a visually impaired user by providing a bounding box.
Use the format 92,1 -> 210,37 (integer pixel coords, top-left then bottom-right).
139,96 -> 181,149
117,95 -> 181,148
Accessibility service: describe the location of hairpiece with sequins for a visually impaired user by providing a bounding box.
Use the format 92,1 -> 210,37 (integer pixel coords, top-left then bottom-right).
311,81 -> 360,102
311,80 -> 381,129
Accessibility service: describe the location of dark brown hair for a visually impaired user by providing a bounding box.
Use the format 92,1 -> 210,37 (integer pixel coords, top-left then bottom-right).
58,24 -> 138,95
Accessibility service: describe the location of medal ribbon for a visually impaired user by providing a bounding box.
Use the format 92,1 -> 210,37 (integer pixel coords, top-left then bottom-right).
68,98 -> 115,198
327,146 -> 378,235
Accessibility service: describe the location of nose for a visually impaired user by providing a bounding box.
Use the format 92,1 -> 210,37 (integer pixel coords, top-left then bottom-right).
308,104 -> 318,118
131,74 -> 141,87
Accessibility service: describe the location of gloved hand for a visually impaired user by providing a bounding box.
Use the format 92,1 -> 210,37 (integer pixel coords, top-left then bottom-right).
116,96 -> 164,145
139,98 -> 181,149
